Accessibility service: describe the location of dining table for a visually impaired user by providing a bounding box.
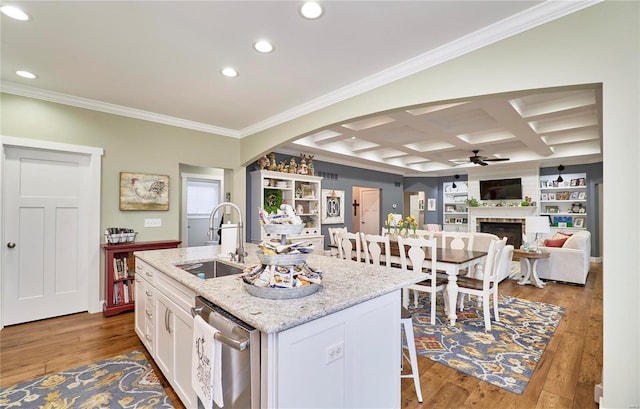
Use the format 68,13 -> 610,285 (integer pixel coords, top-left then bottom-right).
385,241 -> 488,325
331,238 -> 488,325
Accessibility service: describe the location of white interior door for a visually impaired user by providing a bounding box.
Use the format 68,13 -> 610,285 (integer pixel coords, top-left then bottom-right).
3,146 -> 91,325
360,189 -> 380,235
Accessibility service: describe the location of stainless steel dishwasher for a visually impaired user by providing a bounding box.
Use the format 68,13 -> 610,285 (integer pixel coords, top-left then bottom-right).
192,296 -> 260,409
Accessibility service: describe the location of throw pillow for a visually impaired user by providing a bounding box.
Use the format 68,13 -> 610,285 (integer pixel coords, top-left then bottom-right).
551,232 -> 572,240
544,237 -> 568,247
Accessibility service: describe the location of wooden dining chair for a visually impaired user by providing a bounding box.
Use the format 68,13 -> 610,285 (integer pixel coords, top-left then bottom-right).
456,237 -> 507,331
397,235 -> 448,325
362,233 -> 422,402
336,231 -> 362,262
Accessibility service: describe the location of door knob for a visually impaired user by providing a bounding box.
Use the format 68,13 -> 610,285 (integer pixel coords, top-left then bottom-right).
7,242 -> 16,248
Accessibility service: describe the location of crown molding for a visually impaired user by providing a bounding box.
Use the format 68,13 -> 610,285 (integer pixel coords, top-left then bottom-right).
239,0 -> 601,137
1,0 -> 600,140
0,81 -> 240,138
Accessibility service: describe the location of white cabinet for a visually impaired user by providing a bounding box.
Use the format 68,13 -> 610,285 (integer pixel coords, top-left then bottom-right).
539,173 -> 587,230
135,258 -> 198,409
262,291 -> 400,408
443,181 -> 469,232
250,170 -> 324,253
134,259 -> 156,354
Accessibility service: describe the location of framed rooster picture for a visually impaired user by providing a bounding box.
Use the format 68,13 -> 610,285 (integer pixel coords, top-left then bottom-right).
119,172 -> 169,211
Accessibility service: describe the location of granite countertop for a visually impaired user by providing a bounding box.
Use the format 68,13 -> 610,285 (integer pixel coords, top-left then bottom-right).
134,244 -> 426,334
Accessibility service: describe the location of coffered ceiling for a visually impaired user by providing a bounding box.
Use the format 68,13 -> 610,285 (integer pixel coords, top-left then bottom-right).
0,1 -> 602,175
282,85 -> 602,176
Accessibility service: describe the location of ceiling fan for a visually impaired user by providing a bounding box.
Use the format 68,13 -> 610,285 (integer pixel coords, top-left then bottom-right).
469,149 -> 510,166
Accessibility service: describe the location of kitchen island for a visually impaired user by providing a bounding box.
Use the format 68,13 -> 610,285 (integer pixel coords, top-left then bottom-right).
135,244 -> 427,408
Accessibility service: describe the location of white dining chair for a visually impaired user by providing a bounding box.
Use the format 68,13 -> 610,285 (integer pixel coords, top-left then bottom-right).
456,237 -> 507,331
328,227 -> 347,257
397,235 -> 448,325
336,231 -> 362,262
362,233 -> 423,402
442,231 -> 475,251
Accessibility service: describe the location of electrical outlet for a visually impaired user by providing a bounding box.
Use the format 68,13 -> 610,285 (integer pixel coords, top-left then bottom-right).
326,342 -> 344,364
144,218 -> 162,228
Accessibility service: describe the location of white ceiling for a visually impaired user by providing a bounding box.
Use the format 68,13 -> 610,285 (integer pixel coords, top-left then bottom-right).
1,1 -> 602,176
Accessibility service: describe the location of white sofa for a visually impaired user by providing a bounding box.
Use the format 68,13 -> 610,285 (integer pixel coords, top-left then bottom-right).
530,230 -> 591,285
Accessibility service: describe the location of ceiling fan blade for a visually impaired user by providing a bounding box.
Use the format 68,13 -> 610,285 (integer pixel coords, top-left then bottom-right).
483,158 -> 510,162
479,160 -> 489,166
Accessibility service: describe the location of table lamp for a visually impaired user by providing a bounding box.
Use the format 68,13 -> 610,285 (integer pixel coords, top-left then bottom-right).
525,216 -> 550,251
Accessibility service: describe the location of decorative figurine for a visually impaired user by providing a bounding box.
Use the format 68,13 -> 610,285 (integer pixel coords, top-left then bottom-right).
298,153 -> 308,175
257,155 -> 269,170
288,157 -> 297,174
308,154 -> 315,176
268,152 -> 277,171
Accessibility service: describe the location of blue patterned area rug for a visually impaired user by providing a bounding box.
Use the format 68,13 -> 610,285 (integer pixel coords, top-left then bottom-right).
409,295 -> 564,394
0,349 -> 174,408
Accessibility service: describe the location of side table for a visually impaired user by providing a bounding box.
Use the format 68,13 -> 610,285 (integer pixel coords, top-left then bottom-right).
513,249 -> 550,288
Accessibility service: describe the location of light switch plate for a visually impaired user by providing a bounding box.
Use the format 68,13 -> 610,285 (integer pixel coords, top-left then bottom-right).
144,218 -> 162,228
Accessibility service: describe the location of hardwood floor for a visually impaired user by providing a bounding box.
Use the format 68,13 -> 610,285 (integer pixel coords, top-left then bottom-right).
0,263 -> 602,409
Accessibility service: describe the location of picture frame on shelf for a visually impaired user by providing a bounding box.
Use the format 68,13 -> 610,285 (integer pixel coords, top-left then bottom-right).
546,180 -> 555,188
445,205 -> 456,213
548,192 -> 556,200
545,205 -> 559,214
540,180 -> 548,188
541,193 -> 549,201
570,191 -> 579,200
574,217 -> 585,228
577,177 -> 586,186
578,192 -> 587,200
321,189 -> 344,224
570,178 -> 578,187
557,191 -> 570,200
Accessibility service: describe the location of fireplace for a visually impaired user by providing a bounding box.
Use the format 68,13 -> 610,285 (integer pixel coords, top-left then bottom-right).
478,219 -> 524,249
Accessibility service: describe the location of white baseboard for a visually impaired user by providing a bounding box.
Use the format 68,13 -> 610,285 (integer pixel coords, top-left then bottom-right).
594,383 -> 603,403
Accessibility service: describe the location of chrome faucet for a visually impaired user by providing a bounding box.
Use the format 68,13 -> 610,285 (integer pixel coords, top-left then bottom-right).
208,202 -> 247,263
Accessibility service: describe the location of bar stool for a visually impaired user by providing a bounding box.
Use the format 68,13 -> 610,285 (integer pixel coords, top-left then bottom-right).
362,233 -> 423,402
401,306 -> 423,403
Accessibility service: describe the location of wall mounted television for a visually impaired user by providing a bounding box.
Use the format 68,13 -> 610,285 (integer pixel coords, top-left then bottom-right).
479,178 -> 522,200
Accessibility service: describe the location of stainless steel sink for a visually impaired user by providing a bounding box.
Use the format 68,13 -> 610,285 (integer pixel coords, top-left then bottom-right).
175,260 -> 243,279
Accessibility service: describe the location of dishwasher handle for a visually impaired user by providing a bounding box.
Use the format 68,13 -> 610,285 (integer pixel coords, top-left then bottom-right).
191,306 -> 250,352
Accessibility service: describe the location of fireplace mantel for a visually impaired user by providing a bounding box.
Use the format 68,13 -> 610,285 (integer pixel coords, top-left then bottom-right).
468,206 -> 537,232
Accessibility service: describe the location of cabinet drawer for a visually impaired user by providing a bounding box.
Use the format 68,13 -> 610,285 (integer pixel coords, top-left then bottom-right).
136,259 -> 157,286
156,273 -> 196,313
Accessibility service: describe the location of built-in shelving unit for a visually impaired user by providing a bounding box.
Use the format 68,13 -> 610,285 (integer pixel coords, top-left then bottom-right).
250,170 -> 324,252
539,172 -> 588,230
443,181 -> 469,232
102,240 -> 181,316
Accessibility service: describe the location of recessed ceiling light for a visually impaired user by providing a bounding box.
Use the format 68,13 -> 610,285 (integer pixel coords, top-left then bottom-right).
300,2 -> 323,19
16,70 -> 37,79
221,67 -> 238,78
254,40 -> 274,54
1,5 -> 29,21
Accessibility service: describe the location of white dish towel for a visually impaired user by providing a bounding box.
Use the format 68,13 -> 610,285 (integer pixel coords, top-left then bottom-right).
192,314 -> 224,409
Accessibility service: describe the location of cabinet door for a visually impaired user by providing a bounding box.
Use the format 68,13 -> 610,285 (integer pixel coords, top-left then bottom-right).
154,291 -> 173,378
134,277 -> 146,342
172,304 -> 197,409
